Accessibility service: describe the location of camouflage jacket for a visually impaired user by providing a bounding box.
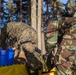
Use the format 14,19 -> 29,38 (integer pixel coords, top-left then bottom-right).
56,17 -> 76,75
6,22 -> 49,72
46,17 -> 76,75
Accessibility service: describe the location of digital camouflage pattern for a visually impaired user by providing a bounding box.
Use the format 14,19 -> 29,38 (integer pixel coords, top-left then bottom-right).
6,22 -> 48,72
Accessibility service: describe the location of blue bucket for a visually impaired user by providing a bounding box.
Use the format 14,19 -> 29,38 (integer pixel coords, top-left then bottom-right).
8,48 -> 14,65
0,50 -> 8,66
0,48 -> 14,66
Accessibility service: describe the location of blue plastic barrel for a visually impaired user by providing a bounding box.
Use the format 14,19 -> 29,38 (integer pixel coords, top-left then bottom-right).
8,48 -> 14,65
0,48 -> 14,66
0,50 -> 8,66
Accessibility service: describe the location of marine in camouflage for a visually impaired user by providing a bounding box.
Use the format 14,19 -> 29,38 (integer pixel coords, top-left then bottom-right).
6,22 -> 49,73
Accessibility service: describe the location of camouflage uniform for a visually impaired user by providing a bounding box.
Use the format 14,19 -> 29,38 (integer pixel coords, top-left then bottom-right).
55,1 -> 76,74
6,22 -> 48,72
46,20 -> 58,53
46,17 -> 76,75
45,20 -> 59,71
56,17 -> 76,75
66,0 -> 76,17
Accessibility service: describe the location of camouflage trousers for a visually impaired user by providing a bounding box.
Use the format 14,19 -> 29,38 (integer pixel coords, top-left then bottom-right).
56,38 -> 76,75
